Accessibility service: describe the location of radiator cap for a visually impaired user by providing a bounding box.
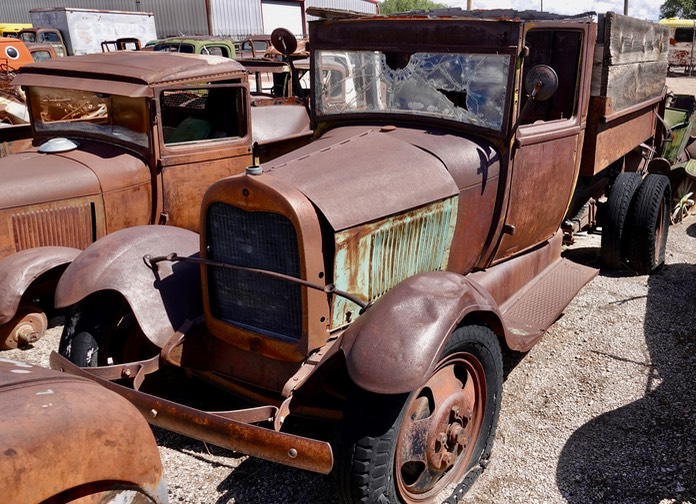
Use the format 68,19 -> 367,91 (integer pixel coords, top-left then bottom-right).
246,165 -> 263,176
38,137 -> 79,153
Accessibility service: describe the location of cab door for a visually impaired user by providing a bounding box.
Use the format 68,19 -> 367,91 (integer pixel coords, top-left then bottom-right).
493,26 -> 593,260
156,83 -> 253,231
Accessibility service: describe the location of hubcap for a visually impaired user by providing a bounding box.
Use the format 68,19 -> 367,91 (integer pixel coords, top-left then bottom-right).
395,352 -> 486,503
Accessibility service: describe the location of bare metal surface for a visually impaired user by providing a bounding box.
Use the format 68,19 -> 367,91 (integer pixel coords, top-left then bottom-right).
0,358 -> 166,503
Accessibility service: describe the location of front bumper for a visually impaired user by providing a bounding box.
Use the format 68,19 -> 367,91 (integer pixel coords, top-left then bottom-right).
49,352 -> 334,474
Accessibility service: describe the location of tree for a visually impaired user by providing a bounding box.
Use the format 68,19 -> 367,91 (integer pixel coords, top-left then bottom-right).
378,0 -> 449,15
660,0 -> 696,19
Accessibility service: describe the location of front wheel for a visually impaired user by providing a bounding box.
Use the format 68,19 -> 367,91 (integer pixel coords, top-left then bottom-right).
59,291 -> 154,367
336,325 -> 503,504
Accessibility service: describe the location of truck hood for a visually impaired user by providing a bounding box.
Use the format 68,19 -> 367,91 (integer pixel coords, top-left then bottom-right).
265,125 -> 499,231
0,140 -> 148,210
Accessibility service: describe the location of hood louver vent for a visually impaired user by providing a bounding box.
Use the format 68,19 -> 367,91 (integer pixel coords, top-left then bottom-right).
12,203 -> 95,251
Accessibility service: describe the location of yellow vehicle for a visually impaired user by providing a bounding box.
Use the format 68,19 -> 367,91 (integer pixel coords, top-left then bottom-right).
0,23 -> 31,39
660,18 -> 696,73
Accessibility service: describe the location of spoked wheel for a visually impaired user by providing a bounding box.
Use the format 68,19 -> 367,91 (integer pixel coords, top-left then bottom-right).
336,326 -> 503,504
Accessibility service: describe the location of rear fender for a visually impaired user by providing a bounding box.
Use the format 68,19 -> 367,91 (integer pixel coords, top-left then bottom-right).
55,225 -> 201,349
0,246 -> 80,324
340,271 -> 505,395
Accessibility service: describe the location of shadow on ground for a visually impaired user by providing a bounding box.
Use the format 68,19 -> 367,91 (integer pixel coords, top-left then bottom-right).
154,427 -> 337,503
556,263 -> 696,503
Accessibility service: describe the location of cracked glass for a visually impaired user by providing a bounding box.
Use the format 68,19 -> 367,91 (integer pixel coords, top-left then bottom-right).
315,50 -> 510,131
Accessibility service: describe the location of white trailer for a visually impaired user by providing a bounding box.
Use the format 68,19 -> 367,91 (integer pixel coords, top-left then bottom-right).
29,7 -> 157,55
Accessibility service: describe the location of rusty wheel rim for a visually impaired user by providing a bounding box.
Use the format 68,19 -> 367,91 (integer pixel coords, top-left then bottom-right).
395,351 -> 486,503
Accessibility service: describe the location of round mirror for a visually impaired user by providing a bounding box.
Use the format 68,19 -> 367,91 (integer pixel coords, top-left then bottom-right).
524,64 -> 558,102
271,28 -> 297,57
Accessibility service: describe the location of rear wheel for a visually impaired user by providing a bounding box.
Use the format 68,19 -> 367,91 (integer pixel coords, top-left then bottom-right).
625,174 -> 671,274
336,325 -> 503,504
600,172 -> 643,269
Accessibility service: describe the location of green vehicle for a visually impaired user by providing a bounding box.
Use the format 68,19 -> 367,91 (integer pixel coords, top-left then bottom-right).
153,36 -> 236,58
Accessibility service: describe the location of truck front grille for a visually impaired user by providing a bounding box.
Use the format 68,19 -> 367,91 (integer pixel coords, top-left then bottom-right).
206,202 -> 302,341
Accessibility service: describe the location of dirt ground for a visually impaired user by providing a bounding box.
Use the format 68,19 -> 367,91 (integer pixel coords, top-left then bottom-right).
6,76 -> 696,504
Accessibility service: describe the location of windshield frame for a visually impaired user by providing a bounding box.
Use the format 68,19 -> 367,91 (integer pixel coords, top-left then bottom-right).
27,86 -> 152,152
312,49 -> 514,133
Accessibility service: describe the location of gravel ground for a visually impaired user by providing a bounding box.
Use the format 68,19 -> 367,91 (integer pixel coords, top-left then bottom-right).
5,77 -> 696,504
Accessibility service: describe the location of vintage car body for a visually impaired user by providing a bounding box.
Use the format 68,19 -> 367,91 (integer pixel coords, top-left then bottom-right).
0,37 -> 34,70
19,27 -> 67,57
53,10 -> 677,503
0,358 -> 167,503
153,36 -> 237,58
0,52 -> 257,349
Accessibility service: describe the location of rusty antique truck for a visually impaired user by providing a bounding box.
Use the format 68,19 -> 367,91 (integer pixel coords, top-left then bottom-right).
0,50 -> 310,349
51,10 -> 674,503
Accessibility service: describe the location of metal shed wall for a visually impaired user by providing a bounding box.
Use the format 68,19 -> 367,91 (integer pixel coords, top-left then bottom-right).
209,0 -> 263,37
1,0 -> 378,38
0,0 -> 209,37
306,0 -> 378,18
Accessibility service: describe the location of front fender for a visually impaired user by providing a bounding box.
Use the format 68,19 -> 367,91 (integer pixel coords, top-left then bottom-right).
0,246 -> 80,324
340,271 -> 504,395
55,225 -> 201,349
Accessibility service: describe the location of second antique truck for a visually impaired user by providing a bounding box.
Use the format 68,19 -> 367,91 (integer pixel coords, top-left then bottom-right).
52,10 -> 675,503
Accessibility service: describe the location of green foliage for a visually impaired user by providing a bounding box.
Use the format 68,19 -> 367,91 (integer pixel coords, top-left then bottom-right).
378,0 -> 449,15
660,0 -> 696,19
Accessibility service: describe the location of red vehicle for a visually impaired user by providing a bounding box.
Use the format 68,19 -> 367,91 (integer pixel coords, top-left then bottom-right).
53,10 -> 676,503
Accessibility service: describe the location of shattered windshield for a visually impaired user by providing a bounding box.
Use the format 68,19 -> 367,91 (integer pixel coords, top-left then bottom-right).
315,50 -> 510,131
28,87 -> 149,148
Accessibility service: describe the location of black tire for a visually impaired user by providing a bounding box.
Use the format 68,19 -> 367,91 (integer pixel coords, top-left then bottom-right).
59,291 -> 150,367
335,325 -> 503,504
600,172 -> 643,269
625,174 -> 671,274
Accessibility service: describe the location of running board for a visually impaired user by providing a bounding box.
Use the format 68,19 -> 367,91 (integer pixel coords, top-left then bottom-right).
500,259 -> 598,352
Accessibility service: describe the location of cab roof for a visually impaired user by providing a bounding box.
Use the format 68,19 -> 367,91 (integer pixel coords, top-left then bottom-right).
13,51 -> 246,97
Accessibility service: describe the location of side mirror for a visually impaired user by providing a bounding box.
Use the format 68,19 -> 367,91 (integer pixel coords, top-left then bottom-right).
524,64 -> 558,102
271,28 -> 297,57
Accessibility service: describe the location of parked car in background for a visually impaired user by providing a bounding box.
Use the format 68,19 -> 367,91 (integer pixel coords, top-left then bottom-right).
0,23 -> 31,39
660,17 -> 696,73
0,358 -> 168,503
18,27 -> 66,57
236,34 -> 271,58
0,37 -> 34,71
153,36 -> 236,58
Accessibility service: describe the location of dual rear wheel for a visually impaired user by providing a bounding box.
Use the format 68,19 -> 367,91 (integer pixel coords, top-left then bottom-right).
601,173 -> 670,274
